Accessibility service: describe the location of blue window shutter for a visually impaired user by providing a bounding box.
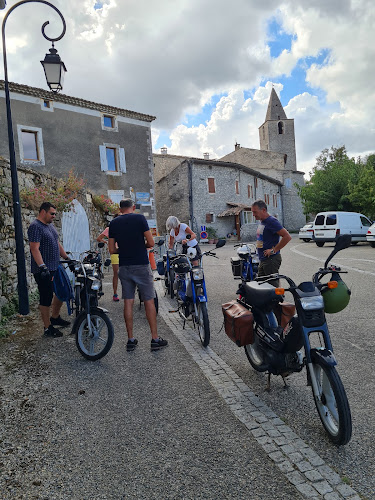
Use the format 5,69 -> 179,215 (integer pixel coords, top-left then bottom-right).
99,145 -> 107,171
119,148 -> 126,173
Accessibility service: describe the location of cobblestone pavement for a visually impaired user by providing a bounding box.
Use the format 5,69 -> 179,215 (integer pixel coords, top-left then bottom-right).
156,280 -> 361,500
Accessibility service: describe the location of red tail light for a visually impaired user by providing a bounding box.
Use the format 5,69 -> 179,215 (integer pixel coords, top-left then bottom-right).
336,229 -> 340,236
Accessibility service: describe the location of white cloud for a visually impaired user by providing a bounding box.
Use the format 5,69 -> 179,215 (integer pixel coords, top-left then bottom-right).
1,0 -> 374,177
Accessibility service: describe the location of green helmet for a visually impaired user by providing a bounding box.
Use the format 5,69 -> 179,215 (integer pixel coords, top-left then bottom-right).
322,273 -> 351,314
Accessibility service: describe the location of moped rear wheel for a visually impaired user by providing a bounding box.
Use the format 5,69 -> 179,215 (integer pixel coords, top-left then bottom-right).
311,360 -> 352,445
75,309 -> 114,361
197,302 -> 210,347
244,335 -> 268,372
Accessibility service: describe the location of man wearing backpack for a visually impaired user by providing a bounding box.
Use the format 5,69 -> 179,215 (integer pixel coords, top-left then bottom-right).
28,202 -> 72,337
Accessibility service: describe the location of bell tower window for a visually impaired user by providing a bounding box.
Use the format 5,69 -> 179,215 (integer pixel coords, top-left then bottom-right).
278,121 -> 284,134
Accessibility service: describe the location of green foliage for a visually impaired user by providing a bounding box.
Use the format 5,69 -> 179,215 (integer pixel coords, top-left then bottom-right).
297,146 -> 374,218
348,154 -> 375,219
92,194 -> 119,215
206,226 -> 218,239
20,168 -> 85,212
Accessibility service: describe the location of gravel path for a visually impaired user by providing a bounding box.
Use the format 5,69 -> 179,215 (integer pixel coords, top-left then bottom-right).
1,274 -> 303,500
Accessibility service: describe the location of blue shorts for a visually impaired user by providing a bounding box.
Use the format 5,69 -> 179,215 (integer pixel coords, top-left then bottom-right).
118,264 -> 155,301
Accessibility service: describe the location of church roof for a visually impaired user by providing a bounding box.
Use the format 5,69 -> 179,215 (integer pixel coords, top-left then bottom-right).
265,88 -> 287,121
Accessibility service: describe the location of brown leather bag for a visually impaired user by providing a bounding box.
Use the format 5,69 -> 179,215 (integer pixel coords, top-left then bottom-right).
222,300 -> 254,347
274,302 -> 296,328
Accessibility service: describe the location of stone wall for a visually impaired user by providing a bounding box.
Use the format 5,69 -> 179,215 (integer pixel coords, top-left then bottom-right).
156,162 -> 190,235
0,157 -> 107,321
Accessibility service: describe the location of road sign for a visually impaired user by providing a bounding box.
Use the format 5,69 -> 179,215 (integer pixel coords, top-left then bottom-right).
200,231 -> 208,239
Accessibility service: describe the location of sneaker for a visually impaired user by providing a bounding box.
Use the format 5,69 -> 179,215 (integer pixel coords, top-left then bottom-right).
126,338 -> 138,351
113,294 -> 120,302
43,325 -> 63,338
151,337 -> 168,350
50,315 -> 70,328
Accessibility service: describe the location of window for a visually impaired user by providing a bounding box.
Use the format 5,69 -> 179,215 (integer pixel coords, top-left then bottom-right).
278,121 -> 284,134
326,214 -> 337,226
262,127 -> 265,140
99,144 -> 126,174
106,148 -> 117,171
273,194 -> 278,207
208,177 -> 215,194
247,184 -> 252,198
235,180 -> 239,195
22,131 -> 39,160
255,178 -> 258,188
243,211 -> 254,224
101,114 -> 118,131
103,115 -> 114,128
40,99 -> 53,112
284,178 -> 291,188
206,213 -> 215,223
360,216 -> 372,227
264,194 -> 270,205
315,215 -> 325,225
17,125 -> 45,165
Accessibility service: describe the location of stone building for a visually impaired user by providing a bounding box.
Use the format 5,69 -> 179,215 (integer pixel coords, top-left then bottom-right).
0,80 -> 157,229
155,156 -> 282,241
154,88 -> 305,238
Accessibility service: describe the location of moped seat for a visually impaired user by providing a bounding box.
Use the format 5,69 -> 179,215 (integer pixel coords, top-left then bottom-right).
243,281 -> 277,308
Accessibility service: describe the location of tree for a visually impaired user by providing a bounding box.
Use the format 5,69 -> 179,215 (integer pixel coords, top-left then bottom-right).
297,146 -> 362,216
348,154 -> 375,219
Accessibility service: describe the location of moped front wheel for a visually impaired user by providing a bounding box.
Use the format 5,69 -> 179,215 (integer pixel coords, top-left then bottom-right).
197,302 -> 210,347
311,359 -> 352,445
74,285 -> 81,317
75,309 -> 114,361
244,335 -> 268,372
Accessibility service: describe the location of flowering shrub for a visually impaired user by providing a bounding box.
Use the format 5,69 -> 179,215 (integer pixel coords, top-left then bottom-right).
20,169 -> 85,212
92,194 -> 119,214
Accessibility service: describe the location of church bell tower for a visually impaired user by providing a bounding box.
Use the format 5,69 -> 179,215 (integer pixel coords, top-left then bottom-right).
259,88 -> 297,171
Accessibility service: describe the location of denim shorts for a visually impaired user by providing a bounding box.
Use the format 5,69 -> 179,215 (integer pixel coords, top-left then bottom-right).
118,264 -> 155,301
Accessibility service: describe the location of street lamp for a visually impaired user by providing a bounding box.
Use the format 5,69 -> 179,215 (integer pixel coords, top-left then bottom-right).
1,0 -> 67,315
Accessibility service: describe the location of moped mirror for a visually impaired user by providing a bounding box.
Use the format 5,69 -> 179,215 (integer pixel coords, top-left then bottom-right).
98,242 -> 105,249
157,239 -> 165,246
335,234 -> 352,251
324,234 -> 352,268
216,239 -> 226,249
186,234 -> 192,240
104,258 -> 111,267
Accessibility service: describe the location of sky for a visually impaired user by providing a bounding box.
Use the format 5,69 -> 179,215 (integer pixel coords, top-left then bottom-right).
1,0 -> 374,177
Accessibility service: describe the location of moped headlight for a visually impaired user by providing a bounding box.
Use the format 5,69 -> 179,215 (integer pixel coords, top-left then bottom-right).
90,279 -> 101,291
300,296 -> 324,310
192,268 -> 204,280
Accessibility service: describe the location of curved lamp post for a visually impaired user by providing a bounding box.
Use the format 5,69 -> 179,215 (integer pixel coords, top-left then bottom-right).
2,1 -> 67,315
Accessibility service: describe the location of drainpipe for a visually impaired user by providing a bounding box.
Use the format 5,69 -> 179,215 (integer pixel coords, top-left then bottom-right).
188,160 -> 194,228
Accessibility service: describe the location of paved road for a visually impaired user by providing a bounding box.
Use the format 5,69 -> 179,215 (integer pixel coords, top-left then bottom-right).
0,236 -> 370,499
200,236 -> 375,499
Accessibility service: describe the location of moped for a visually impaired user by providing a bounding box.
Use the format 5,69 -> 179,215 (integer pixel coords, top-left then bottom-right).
172,238 -> 226,346
227,235 -> 352,445
230,242 -> 259,282
63,242 -> 114,361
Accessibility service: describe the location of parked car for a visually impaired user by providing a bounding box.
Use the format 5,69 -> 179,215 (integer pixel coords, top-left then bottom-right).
313,211 -> 372,247
298,222 -> 314,242
366,223 -> 375,248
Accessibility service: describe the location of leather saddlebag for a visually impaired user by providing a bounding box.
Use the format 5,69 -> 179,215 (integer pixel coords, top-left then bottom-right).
222,300 -> 254,347
274,302 -> 296,328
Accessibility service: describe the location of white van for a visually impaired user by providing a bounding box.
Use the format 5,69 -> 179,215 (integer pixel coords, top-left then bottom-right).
313,211 -> 372,246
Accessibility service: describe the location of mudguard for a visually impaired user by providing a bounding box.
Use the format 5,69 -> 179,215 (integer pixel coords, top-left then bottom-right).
71,306 -> 110,335
310,347 -> 337,367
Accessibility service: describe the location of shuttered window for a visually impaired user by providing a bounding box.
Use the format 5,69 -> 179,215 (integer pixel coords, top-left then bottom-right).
208,177 -> 215,193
